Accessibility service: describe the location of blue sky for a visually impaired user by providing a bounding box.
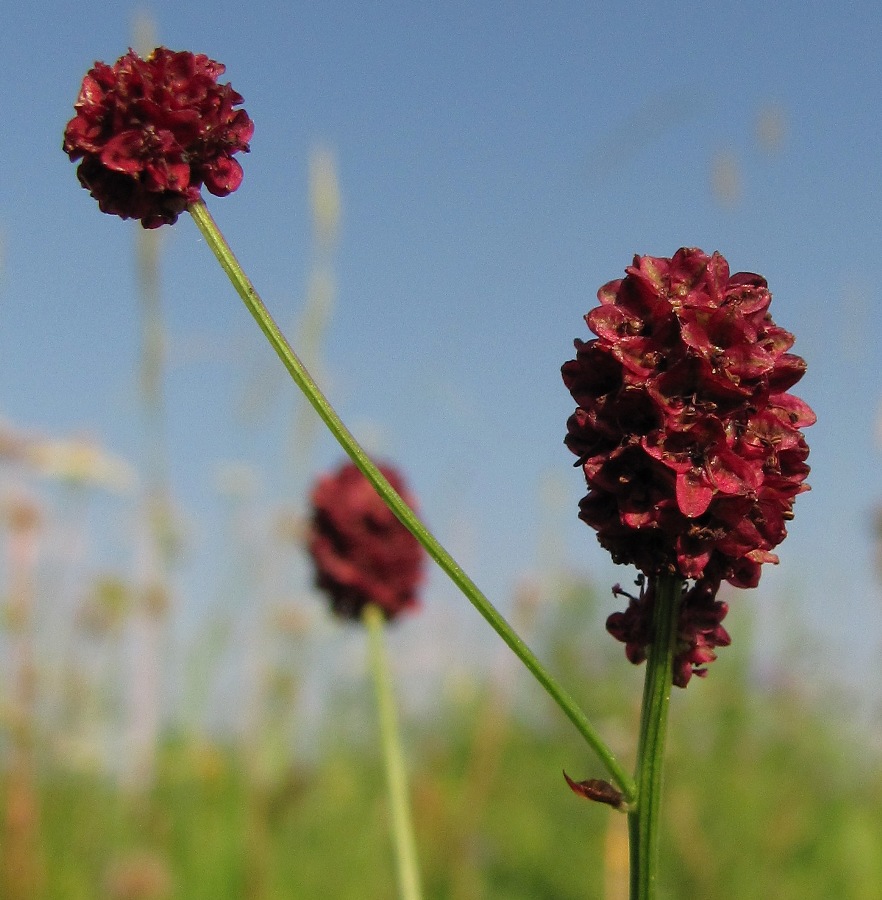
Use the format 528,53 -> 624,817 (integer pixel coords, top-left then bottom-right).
3,1 -> 882,708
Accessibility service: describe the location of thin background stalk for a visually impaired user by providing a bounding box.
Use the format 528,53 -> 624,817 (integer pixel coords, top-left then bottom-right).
364,603 -> 423,900
127,15 -> 174,791
1,498 -> 44,898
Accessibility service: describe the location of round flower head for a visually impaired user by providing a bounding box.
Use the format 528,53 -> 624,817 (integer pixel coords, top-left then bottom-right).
63,47 -> 253,228
562,249 -> 814,682
308,461 -> 426,622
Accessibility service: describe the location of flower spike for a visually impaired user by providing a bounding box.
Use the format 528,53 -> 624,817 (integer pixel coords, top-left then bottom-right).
563,248 -> 814,682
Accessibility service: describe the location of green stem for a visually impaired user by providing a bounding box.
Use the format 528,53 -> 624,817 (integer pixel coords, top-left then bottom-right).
187,199 -> 635,801
364,603 -> 423,900
627,573 -> 682,899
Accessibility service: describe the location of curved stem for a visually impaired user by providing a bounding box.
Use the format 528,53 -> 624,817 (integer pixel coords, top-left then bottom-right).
627,573 -> 682,899
364,603 -> 423,900
187,199 -> 635,801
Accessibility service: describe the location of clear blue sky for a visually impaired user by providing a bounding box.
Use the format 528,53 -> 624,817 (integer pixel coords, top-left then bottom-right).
3,1 -> 882,705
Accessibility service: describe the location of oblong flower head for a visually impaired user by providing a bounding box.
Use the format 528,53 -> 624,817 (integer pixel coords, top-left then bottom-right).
307,461 -> 426,622
563,249 -> 815,682
63,48 -> 253,228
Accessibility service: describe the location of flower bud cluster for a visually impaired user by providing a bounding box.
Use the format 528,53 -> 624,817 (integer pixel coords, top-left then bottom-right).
607,579 -> 731,687
64,48 -> 253,228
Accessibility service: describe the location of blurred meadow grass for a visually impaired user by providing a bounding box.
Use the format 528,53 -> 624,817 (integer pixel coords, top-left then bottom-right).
5,576 -> 882,899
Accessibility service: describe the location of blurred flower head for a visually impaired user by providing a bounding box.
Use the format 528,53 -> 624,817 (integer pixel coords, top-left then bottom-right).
562,249 -> 814,680
63,47 -> 253,228
27,436 -> 135,492
307,461 -> 425,622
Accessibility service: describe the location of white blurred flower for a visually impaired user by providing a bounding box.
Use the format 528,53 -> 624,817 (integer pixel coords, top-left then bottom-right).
26,437 -> 135,493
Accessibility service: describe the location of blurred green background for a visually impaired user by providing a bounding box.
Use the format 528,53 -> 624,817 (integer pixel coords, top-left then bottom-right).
5,573 -> 882,899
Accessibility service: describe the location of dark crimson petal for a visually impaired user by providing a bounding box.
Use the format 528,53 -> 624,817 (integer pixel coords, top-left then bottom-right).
605,387 -> 663,436
100,131 -> 149,174
770,393 -> 817,428
768,353 -> 808,393
586,304 -> 638,341
676,470 -> 714,518
610,336 -> 665,378
625,254 -> 670,300
669,247 -> 716,301
143,156 -> 191,193
724,273 -> 771,315
678,308 -> 716,353
228,109 -> 256,144
561,341 -> 623,405
202,157 -> 244,196
706,445 -> 763,495
726,557 -> 764,588
719,340 -> 776,382
564,408 -> 620,462
702,251 -> 731,304
597,278 -> 624,306
757,325 -> 796,357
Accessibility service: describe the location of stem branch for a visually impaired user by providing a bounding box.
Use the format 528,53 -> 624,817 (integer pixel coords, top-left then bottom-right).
187,199 -> 635,801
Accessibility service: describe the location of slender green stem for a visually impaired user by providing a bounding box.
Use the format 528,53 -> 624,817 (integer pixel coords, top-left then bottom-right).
187,199 -> 635,801
627,573 -> 682,900
364,603 -> 423,900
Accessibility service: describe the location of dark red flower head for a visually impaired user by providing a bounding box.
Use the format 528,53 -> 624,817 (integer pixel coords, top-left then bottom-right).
562,249 -> 814,681
63,47 -> 253,228
307,461 -> 426,622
